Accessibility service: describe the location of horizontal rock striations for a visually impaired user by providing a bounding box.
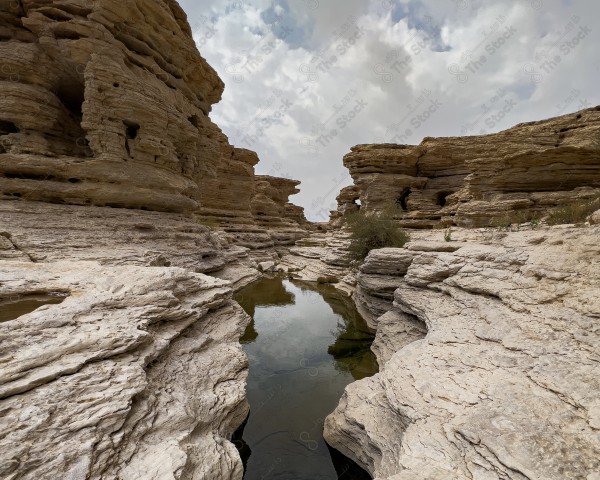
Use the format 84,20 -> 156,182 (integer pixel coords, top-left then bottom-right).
324,227 -> 600,479
0,0 -> 308,245
331,107 -> 600,228
0,198 -> 268,479
0,0 -> 308,478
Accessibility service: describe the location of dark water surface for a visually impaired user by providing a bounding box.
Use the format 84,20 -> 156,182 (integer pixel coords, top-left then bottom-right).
234,277 -> 377,480
0,294 -> 66,322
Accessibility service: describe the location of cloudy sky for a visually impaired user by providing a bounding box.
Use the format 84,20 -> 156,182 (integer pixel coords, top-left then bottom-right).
178,0 -> 599,221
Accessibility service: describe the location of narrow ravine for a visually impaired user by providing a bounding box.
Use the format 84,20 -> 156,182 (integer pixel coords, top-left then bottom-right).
233,277 -> 377,480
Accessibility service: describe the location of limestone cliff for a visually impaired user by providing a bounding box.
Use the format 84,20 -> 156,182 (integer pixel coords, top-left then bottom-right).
323,228 -> 600,479
0,0 -> 307,244
0,1 -> 307,478
331,107 -> 600,228
280,225 -> 600,479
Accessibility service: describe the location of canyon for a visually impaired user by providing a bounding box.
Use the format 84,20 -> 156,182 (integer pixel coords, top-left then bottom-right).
331,108 -> 600,229
1,1 -> 599,480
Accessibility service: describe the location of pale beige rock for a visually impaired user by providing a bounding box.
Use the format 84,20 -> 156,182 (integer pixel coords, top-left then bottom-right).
325,225 -> 600,479
331,107 -> 600,228
0,198 -> 267,479
0,260 -> 249,480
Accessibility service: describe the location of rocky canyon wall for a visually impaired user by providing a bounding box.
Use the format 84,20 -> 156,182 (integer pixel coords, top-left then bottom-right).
0,1 -> 308,478
0,0 -> 308,245
331,107 -> 600,228
322,227 -> 600,479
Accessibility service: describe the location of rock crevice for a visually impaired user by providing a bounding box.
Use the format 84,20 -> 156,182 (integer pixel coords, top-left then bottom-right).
323,227 -> 600,479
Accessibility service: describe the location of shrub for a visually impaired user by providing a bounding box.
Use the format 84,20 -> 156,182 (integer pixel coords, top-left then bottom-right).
193,215 -> 219,230
546,197 -> 600,225
488,210 -> 541,230
343,207 -> 409,261
444,228 -> 452,242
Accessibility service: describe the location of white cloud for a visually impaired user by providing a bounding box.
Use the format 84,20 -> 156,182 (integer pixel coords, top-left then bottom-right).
179,0 -> 600,221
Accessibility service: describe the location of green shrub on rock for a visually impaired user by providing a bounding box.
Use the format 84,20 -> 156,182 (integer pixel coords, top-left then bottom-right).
343,207 -> 409,261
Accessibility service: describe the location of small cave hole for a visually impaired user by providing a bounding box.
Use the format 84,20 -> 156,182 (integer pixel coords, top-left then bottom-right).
437,191 -> 450,207
113,82 -> 120,88
67,178 -> 81,183
397,188 -> 411,211
124,121 -> 140,140
188,115 -> 200,128
0,120 -> 19,135
56,82 -> 84,118
576,114 -> 582,119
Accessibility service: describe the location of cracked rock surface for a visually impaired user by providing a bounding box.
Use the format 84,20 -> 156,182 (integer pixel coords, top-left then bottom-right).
0,200 -> 253,480
324,225 -> 600,479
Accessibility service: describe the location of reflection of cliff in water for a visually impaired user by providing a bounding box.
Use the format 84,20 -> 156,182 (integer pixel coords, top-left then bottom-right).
234,277 -> 295,343
292,281 -> 379,381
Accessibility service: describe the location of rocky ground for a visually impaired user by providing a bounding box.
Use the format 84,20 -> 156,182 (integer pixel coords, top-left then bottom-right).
0,200 -> 283,479
281,223 -> 600,479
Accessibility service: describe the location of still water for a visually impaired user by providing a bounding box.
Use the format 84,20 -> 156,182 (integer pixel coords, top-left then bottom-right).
234,278 -> 378,480
0,294 -> 66,322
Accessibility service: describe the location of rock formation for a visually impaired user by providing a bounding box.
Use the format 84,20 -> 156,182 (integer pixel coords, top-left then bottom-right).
0,0 -> 308,245
331,107 -> 600,228
311,227 -> 600,479
0,1 -> 308,478
251,175 -> 309,244
0,198 -> 268,479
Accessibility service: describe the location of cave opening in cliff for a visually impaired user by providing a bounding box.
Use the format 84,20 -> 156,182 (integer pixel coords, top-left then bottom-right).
437,191 -> 450,207
56,81 -> 84,118
0,120 -> 19,135
397,188 -> 411,211
124,121 -> 140,140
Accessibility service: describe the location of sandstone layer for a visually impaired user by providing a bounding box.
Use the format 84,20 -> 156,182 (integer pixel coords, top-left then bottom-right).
331,107 -> 600,228
0,0 -> 308,246
321,225 -> 600,479
0,199 -> 269,479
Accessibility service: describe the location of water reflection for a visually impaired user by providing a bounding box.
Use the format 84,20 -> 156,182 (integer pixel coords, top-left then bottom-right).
233,277 -> 376,480
0,293 -> 67,322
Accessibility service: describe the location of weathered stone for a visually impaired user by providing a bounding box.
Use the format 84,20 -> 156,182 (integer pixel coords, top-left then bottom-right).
0,259 -> 249,480
0,0 -> 308,246
331,107 -> 600,228
325,225 -> 600,479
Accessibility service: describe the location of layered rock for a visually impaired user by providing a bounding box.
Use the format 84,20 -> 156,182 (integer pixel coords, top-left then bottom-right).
0,1 -> 309,477
331,107 -> 600,228
0,198 -> 264,479
0,0 -> 307,244
324,226 -> 600,479
250,175 -> 308,245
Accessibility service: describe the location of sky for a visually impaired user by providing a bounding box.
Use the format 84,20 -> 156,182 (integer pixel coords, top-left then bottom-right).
178,0 -> 600,221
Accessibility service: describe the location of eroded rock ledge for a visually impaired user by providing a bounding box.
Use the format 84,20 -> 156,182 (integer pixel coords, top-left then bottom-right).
0,0 -> 308,247
319,226 -> 600,479
0,199 -> 271,479
330,107 -> 600,228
